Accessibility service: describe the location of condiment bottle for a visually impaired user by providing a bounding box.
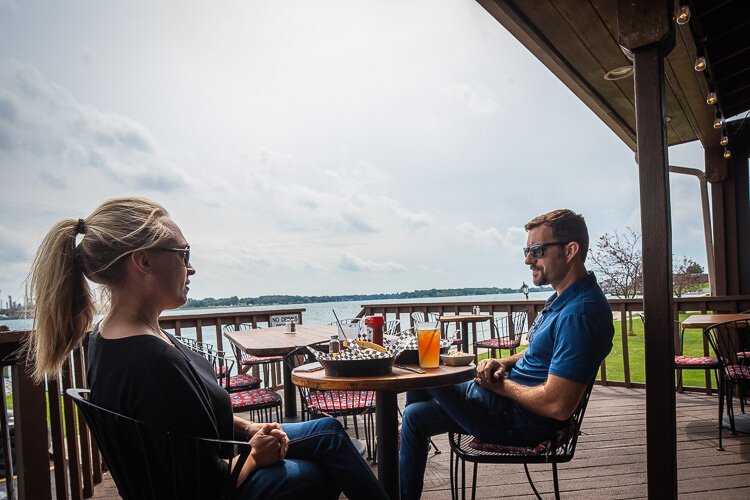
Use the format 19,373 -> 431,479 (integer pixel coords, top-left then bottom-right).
364,315 -> 385,346
329,335 -> 340,356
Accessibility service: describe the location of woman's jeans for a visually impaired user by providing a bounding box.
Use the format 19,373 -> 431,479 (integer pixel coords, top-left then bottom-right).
237,417 -> 387,500
399,381 -> 562,500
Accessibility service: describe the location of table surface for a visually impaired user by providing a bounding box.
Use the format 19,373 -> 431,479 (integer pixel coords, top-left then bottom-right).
224,324 -> 339,356
292,363 -> 476,392
680,313 -> 750,330
438,314 -> 493,322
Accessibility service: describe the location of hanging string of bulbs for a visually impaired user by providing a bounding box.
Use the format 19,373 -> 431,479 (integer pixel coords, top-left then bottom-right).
677,0 -> 732,159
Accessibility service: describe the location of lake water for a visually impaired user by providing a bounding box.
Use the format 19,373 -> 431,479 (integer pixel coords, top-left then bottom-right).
0,291 -> 551,333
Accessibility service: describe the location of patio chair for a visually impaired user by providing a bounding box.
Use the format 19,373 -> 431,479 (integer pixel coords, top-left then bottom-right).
704,319 -> 750,451
384,319 -> 401,336
448,378 -> 595,500
223,324 -> 283,390
212,351 -> 261,393
284,346 -> 377,463
65,388 -> 251,500
410,312 -> 440,324
474,311 -> 529,359
660,312 -> 721,391
214,354 -> 282,423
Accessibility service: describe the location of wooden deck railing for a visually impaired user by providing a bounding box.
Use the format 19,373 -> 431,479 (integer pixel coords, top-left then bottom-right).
359,295 -> 750,391
2,298 -> 749,499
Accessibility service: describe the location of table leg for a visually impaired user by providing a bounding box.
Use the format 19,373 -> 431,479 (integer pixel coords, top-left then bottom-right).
283,360 -> 297,419
376,391 -> 399,499
461,321 -> 470,353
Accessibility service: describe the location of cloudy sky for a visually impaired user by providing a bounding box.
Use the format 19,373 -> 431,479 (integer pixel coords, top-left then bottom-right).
0,0 -> 707,304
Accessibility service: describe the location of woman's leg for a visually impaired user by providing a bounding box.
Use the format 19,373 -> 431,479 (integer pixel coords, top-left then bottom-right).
236,458 -> 340,500
281,418 -> 388,500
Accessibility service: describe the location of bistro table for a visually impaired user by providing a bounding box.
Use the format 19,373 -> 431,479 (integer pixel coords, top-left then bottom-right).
292,363 -> 475,500
438,314 -> 494,353
224,324 -> 339,418
680,313 -> 750,432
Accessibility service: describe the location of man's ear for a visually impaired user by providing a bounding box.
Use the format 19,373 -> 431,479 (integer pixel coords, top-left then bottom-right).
129,250 -> 154,275
565,242 -> 581,264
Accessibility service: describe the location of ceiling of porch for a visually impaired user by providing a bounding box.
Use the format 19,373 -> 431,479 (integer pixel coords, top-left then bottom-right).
476,0 -> 750,152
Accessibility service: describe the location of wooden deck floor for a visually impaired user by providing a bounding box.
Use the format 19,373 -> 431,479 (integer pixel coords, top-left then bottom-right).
91,386 -> 750,499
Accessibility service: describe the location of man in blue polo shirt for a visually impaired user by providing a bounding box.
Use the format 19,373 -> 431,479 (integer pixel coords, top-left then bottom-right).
399,209 -> 614,499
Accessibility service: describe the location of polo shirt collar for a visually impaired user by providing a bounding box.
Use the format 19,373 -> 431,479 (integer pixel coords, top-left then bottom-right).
546,271 -> 597,312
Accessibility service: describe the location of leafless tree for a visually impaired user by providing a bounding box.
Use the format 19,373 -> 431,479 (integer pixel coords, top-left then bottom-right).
673,256 -> 708,298
589,228 -> 642,335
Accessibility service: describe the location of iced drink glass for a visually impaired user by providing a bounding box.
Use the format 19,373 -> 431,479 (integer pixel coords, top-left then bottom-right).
416,322 -> 441,368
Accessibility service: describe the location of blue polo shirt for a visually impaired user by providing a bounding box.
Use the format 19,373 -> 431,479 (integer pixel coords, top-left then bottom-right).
507,272 -> 614,386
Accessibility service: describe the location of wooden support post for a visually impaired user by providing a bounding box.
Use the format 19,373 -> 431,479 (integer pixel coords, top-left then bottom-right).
618,1 -> 676,498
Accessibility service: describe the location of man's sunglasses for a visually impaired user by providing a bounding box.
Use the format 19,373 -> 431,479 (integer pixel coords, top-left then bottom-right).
523,241 -> 570,258
151,245 -> 191,266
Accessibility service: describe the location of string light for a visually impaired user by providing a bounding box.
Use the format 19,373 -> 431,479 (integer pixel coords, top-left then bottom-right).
723,149 -> 731,159
706,91 -> 717,105
694,56 -> 706,71
720,135 -> 728,146
676,3 -> 691,25
713,113 -> 723,129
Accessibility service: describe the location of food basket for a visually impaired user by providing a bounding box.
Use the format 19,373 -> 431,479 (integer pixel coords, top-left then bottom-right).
307,340 -> 407,377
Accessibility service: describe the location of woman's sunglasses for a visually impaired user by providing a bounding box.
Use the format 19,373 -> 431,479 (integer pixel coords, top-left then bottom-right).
151,245 -> 191,266
523,241 -> 569,259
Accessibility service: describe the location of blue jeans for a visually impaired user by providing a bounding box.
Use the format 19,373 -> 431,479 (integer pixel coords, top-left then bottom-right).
399,381 -> 562,500
237,417 -> 387,500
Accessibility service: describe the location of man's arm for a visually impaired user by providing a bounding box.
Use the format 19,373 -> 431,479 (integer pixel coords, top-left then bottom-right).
475,372 -> 585,421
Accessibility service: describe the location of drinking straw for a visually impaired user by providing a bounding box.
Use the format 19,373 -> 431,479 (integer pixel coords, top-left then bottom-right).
331,309 -> 349,339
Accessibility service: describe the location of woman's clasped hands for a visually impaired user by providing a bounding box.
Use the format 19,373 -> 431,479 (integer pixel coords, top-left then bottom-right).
249,423 -> 289,468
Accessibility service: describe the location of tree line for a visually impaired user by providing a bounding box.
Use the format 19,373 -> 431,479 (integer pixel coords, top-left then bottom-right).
182,286 -> 550,309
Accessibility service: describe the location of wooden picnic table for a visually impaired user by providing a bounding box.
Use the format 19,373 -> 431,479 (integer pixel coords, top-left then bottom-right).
293,363 -> 476,499
224,324 -> 339,417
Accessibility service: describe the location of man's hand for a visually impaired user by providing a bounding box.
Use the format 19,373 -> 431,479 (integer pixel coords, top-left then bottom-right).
475,358 -> 509,384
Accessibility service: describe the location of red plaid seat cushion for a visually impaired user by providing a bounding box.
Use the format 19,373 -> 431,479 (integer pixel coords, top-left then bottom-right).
737,351 -> 749,359
241,355 -> 284,365
230,388 -> 281,410
305,390 -> 376,414
475,338 -> 522,349
467,426 -> 574,457
725,364 -> 750,380
674,356 -> 719,367
228,374 -> 261,391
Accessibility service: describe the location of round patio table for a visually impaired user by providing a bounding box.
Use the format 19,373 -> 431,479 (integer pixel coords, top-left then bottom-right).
292,363 -> 475,499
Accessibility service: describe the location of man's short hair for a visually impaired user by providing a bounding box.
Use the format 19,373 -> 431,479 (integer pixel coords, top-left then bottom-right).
525,209 -> 589,261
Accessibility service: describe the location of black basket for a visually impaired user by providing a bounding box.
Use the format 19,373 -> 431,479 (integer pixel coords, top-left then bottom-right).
396,346 -> 450,365
319,356 -> 396,377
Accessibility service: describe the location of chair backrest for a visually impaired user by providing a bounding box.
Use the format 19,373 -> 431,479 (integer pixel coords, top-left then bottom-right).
384,319 -> 401,336
411,312 -> 425,323
704,319 -> 750,371
560,377 -> 596,458
213,353 -> 237,391
65,388 -> 250,500
494,310 -> 529,341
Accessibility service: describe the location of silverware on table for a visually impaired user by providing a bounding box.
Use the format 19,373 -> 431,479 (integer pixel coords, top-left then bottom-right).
395,365 -> 426,374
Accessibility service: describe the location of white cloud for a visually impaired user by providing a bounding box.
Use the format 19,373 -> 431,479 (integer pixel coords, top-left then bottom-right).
440,82 -> 500,115
455,221 -> 524,252
338,252 -> 408,273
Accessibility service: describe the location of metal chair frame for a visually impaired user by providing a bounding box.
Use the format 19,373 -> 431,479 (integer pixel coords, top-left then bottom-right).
448,378 -> 595,500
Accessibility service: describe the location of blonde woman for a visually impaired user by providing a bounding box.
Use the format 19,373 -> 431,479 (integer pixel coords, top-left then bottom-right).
28,197 -> 386,500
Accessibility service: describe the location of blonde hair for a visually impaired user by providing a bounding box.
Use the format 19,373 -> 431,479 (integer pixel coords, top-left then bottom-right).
27,197 -> 175,382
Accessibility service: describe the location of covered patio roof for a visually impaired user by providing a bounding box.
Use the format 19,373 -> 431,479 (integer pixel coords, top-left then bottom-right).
477,0 -> 750,151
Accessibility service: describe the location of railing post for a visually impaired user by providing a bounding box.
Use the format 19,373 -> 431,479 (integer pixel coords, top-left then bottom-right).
12,356 -> 53,500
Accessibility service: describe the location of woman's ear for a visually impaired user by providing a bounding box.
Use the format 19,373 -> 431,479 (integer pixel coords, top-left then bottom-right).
129,250 -> 154,275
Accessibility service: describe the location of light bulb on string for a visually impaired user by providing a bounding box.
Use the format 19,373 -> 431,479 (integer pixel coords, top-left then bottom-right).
723,149 -> 731,159
720,135 -> 728,146
695,56 -> 706,71
676,5 -> 691,25
713,114 -> 723,129
706,92 -> 717,105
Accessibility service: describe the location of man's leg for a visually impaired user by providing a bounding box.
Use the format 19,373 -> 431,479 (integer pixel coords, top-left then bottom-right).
400,381 -> 513,499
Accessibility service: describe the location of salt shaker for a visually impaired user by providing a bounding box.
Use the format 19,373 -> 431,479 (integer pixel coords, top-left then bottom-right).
329,335 -> 340,355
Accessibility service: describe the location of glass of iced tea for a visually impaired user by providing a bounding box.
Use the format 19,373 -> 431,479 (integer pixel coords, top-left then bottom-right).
416,322 -> 441,368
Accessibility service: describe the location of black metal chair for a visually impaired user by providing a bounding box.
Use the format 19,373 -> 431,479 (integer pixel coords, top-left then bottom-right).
212,353 -> 282,423
65,388 -> 251,500
284,346 -> 377,463
474,310 -> 529,359
704,319 -> 750,451
448,378 -> 595,500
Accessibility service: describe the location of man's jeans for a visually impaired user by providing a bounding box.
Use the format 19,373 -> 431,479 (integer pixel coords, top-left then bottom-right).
237,417 -> 387,500
399,381 -> 562,500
